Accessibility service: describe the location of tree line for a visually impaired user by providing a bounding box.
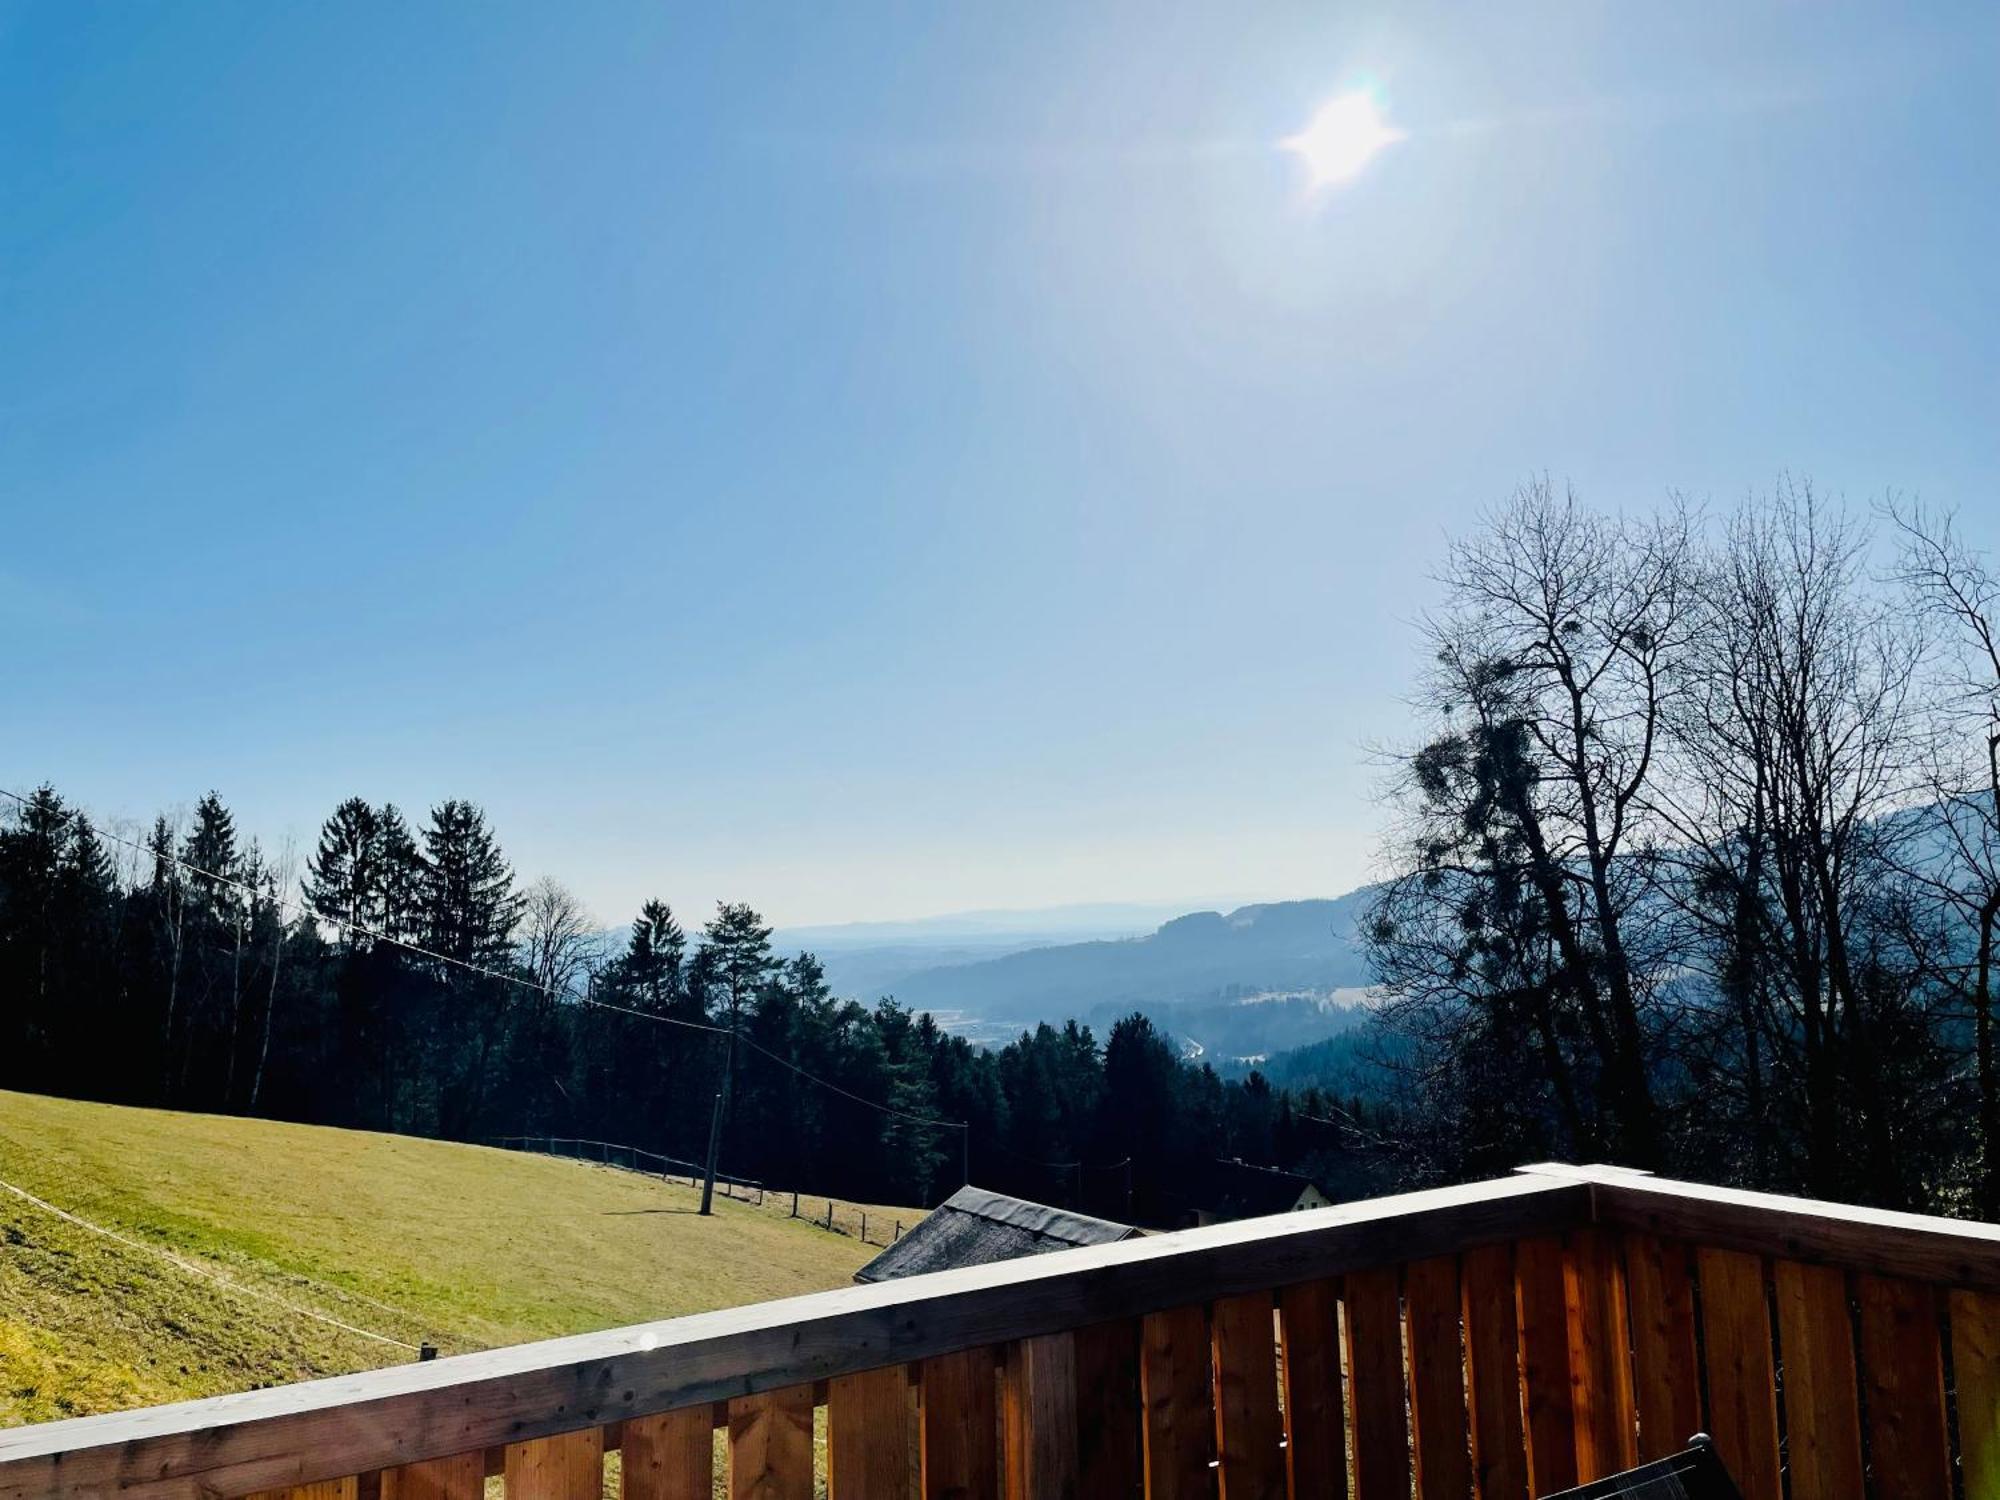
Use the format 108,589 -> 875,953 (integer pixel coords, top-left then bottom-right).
12,480 -> 1995,1224
0,788 -> 1381,1219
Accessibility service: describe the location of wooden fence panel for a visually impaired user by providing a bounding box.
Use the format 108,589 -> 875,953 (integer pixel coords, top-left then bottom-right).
1564,1229 -> 1635,1481
1003,1332 -> 1080,1500
829,1365 -> 913,1500
1140,1305 -> 1214,1500
1855,1275 -> 1951,1500
1405,1256 -> 1472,1500
1209,1293 -> 1284,1500
728,1386 -> 814,1500
1695,1248 -> 1779,1500
921,1349 -> 999,1500
1276,1279 -> 1347,1500
504,1430 -> 603,1500
1951,1289 -> 2000,1500
1460,1244 -> 1527,1500
1771,1260 -> 1862,1500
381,1451 -> 483,1500
1514,1235 -> 1576,1495
1343,1264 -> 1408,1500
1074,1320 -> 1143,1499
1621,1233 -> 1701,1461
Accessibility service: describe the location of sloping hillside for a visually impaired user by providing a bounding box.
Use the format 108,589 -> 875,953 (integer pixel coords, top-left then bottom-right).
0,1091 -> 903,1426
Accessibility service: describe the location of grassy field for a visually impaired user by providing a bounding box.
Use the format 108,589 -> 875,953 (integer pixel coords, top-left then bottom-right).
0,1089 -> 918,1428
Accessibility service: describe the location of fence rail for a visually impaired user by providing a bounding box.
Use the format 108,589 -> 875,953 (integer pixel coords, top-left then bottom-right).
4,1164 -> 1996,1499
486,1135 -> 910,1247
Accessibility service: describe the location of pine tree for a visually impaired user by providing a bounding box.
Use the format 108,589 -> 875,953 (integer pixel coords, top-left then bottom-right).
420,800 -> 521,1137
304,798 -> 381,948
700,902 -> 774,1029
375,804 -> 424,943
420,801 -> 520,969
182,791 -> 239,911
619,900 -> 685,1014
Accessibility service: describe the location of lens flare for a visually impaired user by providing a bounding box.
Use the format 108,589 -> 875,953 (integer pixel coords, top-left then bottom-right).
1281,92 -> 1404,190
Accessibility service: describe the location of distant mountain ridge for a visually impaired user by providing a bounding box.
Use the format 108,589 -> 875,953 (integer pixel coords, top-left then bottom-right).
817,892 -> 1379,1058
883,894 -> 1374,1016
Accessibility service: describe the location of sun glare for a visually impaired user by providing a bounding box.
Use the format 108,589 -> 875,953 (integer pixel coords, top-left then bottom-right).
1281,92 -> 1403,190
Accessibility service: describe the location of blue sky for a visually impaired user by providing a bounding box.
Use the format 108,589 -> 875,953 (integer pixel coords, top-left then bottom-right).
4,3 -> 1997,926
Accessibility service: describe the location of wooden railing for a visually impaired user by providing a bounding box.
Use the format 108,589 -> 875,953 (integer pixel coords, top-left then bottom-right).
2,1164 -> 1996,1499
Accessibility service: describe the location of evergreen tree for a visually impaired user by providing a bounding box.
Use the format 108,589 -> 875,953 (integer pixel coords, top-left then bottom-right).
304,798 -> 381,947
700,902 -> 774,1027
420,800 -> 520,969
619,900 -> 685,1013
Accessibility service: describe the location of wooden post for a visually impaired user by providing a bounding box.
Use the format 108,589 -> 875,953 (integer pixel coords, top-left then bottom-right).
791,1190 -> 799,1217
699,1092 -> 724,1217
861,1211 -> 868,1244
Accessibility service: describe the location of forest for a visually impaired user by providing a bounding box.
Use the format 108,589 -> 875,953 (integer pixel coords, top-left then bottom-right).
6,485 -> 2000,1225
0,784 -> 1370,1221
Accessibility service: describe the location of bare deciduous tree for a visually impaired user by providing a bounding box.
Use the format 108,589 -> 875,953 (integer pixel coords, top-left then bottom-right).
520,876 -> 597,1005
1369,480 -> 1691,1168
1888,500 -> 2000,1213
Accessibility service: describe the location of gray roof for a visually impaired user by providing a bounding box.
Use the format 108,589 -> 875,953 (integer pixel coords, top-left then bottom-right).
854,1185 -> 1142,1283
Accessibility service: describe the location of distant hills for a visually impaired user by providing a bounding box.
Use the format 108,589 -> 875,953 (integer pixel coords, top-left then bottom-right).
799,892 -> 1379,1062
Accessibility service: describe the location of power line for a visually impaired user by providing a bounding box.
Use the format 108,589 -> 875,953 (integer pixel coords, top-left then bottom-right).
0,1175 -> 421,1353
0,785 -> 966,1139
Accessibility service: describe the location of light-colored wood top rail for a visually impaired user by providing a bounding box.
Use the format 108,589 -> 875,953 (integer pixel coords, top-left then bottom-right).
0,1174 -> 1585,1500
1517,1162 -> 2000,1290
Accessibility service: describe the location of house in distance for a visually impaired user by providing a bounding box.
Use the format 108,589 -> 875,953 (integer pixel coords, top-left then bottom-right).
1188,1158 -> 1333,1227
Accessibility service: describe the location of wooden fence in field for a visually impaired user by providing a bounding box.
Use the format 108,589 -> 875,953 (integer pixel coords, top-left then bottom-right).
3,1163 -> 1997,1498
487,1135 -> 912,1248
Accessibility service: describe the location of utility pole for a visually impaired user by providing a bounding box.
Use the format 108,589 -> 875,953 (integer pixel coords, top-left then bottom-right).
699,1024 -> 737,1217
960,1123 -> 971,1189
698,1091 -> 725,1216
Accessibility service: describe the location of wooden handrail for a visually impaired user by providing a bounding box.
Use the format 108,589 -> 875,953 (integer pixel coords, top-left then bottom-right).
1517,1162 -> 2000,1290
0,1173 -> 1586,1500
13,1164 -> 2000,1500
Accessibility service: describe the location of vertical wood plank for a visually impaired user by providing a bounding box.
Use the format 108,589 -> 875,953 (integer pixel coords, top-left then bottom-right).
921,1348 -> 999,1500
829,1365 -> 913,1500
1140,1305 -> 1214,1500
1343,1264 -> 1409,1500
1405,1256 -> 1472,1500
381,1451 -> 483,1500
1461,1244 -> 1527,1500
1075,1320 -> 1143,1500
1276,1279 -> 1348,1500
1951,1289 -> 2000,1500
1514,1235 -> 1576,1495
1003,1331 -> 1079,1500
1695,1247 -> 1779,1500
1855,1274 -> 1951,1500
729,1386 -> 814,1500
247,1484 -> 362,1500
1210,1293 -> 1284,1500
1621,1233 -> 1701,1462
622,1409 -> 714,1500
1564,1228 -> 1636,1480
1771,1260 -> 1862,1500
504,1430 -> 603,1500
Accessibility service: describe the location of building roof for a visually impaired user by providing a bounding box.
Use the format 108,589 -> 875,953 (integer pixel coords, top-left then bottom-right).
853,1185 -> 1142,1283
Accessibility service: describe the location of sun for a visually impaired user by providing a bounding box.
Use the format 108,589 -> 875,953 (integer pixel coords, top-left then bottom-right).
1281,92 -> 1404,190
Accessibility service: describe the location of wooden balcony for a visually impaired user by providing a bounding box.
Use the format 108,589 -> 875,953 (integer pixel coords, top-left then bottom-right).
3,1163 -> 1997,1500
